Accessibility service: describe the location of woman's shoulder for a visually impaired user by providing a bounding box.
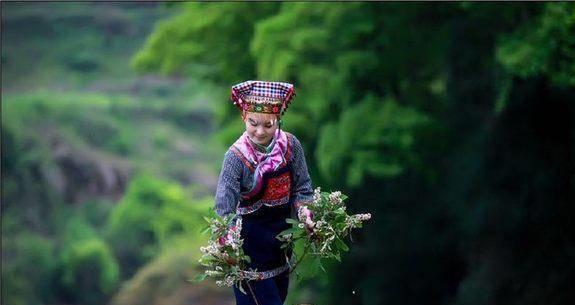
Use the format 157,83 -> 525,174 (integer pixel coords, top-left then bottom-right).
289,131 -> 307,146
283,131 -> 301,147
222,147 -> 243,166
224,145 -> 256,172
283,131 -> 306,163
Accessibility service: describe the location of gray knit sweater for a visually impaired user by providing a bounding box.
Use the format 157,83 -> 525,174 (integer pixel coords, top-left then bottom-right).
215,133 -> 313,217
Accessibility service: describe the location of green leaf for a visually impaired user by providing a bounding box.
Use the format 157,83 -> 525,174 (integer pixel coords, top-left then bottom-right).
277,227 -> 301,237
285,218 -> 300,225
334,237 -> 349,252
200,225 -> 211,235
333,252 -> 341,262
192,273 -> 208,282
318,259 -> 327,273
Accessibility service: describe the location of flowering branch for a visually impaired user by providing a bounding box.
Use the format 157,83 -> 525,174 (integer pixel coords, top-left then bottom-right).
277,187 -> 372,274
194,212 -> 255,293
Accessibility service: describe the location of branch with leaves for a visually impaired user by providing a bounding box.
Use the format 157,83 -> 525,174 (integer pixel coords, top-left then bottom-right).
194,213 -> 257,293
278,188 -> 371,275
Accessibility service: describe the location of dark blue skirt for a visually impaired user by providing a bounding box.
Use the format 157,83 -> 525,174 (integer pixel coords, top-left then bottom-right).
233,270 -> 289,305
240,204 -> 292,271
235,164 -> 294,305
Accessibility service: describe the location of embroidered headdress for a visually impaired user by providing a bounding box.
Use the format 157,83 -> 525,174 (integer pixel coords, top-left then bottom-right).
231,80 -> 295,115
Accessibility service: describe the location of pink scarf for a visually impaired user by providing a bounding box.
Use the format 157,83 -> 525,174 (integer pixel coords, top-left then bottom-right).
232,129 -> 289,199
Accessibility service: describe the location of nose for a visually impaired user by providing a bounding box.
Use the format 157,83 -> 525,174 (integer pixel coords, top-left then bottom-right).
255,127 -> 266,137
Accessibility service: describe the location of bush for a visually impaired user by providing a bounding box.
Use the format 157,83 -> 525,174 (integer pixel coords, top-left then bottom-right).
1,229 -> 57,305
59,238 -> 119,305
105,173 -> 212,279
110,246 -> 231,305
64,52 -> 100,73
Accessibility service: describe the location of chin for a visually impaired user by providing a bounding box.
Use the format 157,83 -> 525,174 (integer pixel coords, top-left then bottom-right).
256,138 -> 270,144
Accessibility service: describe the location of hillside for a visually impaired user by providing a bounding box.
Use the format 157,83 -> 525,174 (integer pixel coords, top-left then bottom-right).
2,3 -> 233,305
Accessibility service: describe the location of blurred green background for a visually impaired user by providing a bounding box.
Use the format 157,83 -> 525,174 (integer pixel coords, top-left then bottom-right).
2,2 -> 574,305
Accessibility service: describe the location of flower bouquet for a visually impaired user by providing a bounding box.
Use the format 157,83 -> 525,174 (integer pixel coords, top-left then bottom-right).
278,187 -> 372,274
195,213 -> 257,292
195,188 -> 371,287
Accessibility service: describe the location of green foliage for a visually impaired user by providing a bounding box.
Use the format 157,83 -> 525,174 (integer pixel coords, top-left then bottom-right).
248,3 -> 452,191
317,96 -> 430,186
252,3 -> 452,115
105,174 -> 212,278
280,189 -> 367,275
137,3 -> 575,304
133,3 -> 572,304
2,91 -> 132,154
64,50 -> 101,73
1,229 -> 57,305
2,88 -> 222,301
290,238 -> 327,280
132,2 -> 284,134
497,2 -> 575,87
110,246 -> 233,305
215,115 -> 246,146
132,2 -> 280,82
3,4 -> 226,305
2,89 -> 223,185
2,98 -> 67,231
197,211 -> 255,289
2,2 -> 167,91
3,2 -> 573,305
62,215 -> 100,244
59,237 -> 120,305
252,3 -> 377,82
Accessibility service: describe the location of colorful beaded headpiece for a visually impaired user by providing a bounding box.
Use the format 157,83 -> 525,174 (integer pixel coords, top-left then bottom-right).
231,80 -> 295,115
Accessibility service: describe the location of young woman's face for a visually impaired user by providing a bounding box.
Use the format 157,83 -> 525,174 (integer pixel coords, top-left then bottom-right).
243,111 -> 279,146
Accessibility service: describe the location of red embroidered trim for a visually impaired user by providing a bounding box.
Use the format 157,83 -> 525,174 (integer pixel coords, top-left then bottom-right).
284,132 -> 293,161
230,146 -> 255,172
261,171 -> 291,201
243,102 -> 282,114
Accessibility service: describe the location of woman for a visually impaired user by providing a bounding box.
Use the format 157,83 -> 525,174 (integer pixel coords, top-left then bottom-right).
215,80 -> 314,305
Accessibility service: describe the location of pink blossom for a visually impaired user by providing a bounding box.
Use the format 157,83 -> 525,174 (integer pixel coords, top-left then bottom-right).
299,206 -> 315,230
218,236 -> 226,246
299,206 -> 313,220
218,232 -> 234,247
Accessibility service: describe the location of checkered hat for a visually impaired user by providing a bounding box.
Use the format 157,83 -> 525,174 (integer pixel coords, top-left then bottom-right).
231,80 -> 295,115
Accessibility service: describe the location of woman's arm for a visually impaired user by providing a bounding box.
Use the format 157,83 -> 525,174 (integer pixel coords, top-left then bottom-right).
215,150 -> 243,217
290,135 -> 314,210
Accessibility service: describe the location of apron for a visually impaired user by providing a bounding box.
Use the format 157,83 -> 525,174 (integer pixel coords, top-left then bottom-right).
238,162 -> 293,275
231,151 -> 294,305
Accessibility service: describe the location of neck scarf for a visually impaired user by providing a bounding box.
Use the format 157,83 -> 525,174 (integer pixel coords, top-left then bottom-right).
232,129 -> 288,199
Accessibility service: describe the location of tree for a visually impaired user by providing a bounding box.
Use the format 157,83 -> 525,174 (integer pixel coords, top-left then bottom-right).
135,3 -> 575,304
